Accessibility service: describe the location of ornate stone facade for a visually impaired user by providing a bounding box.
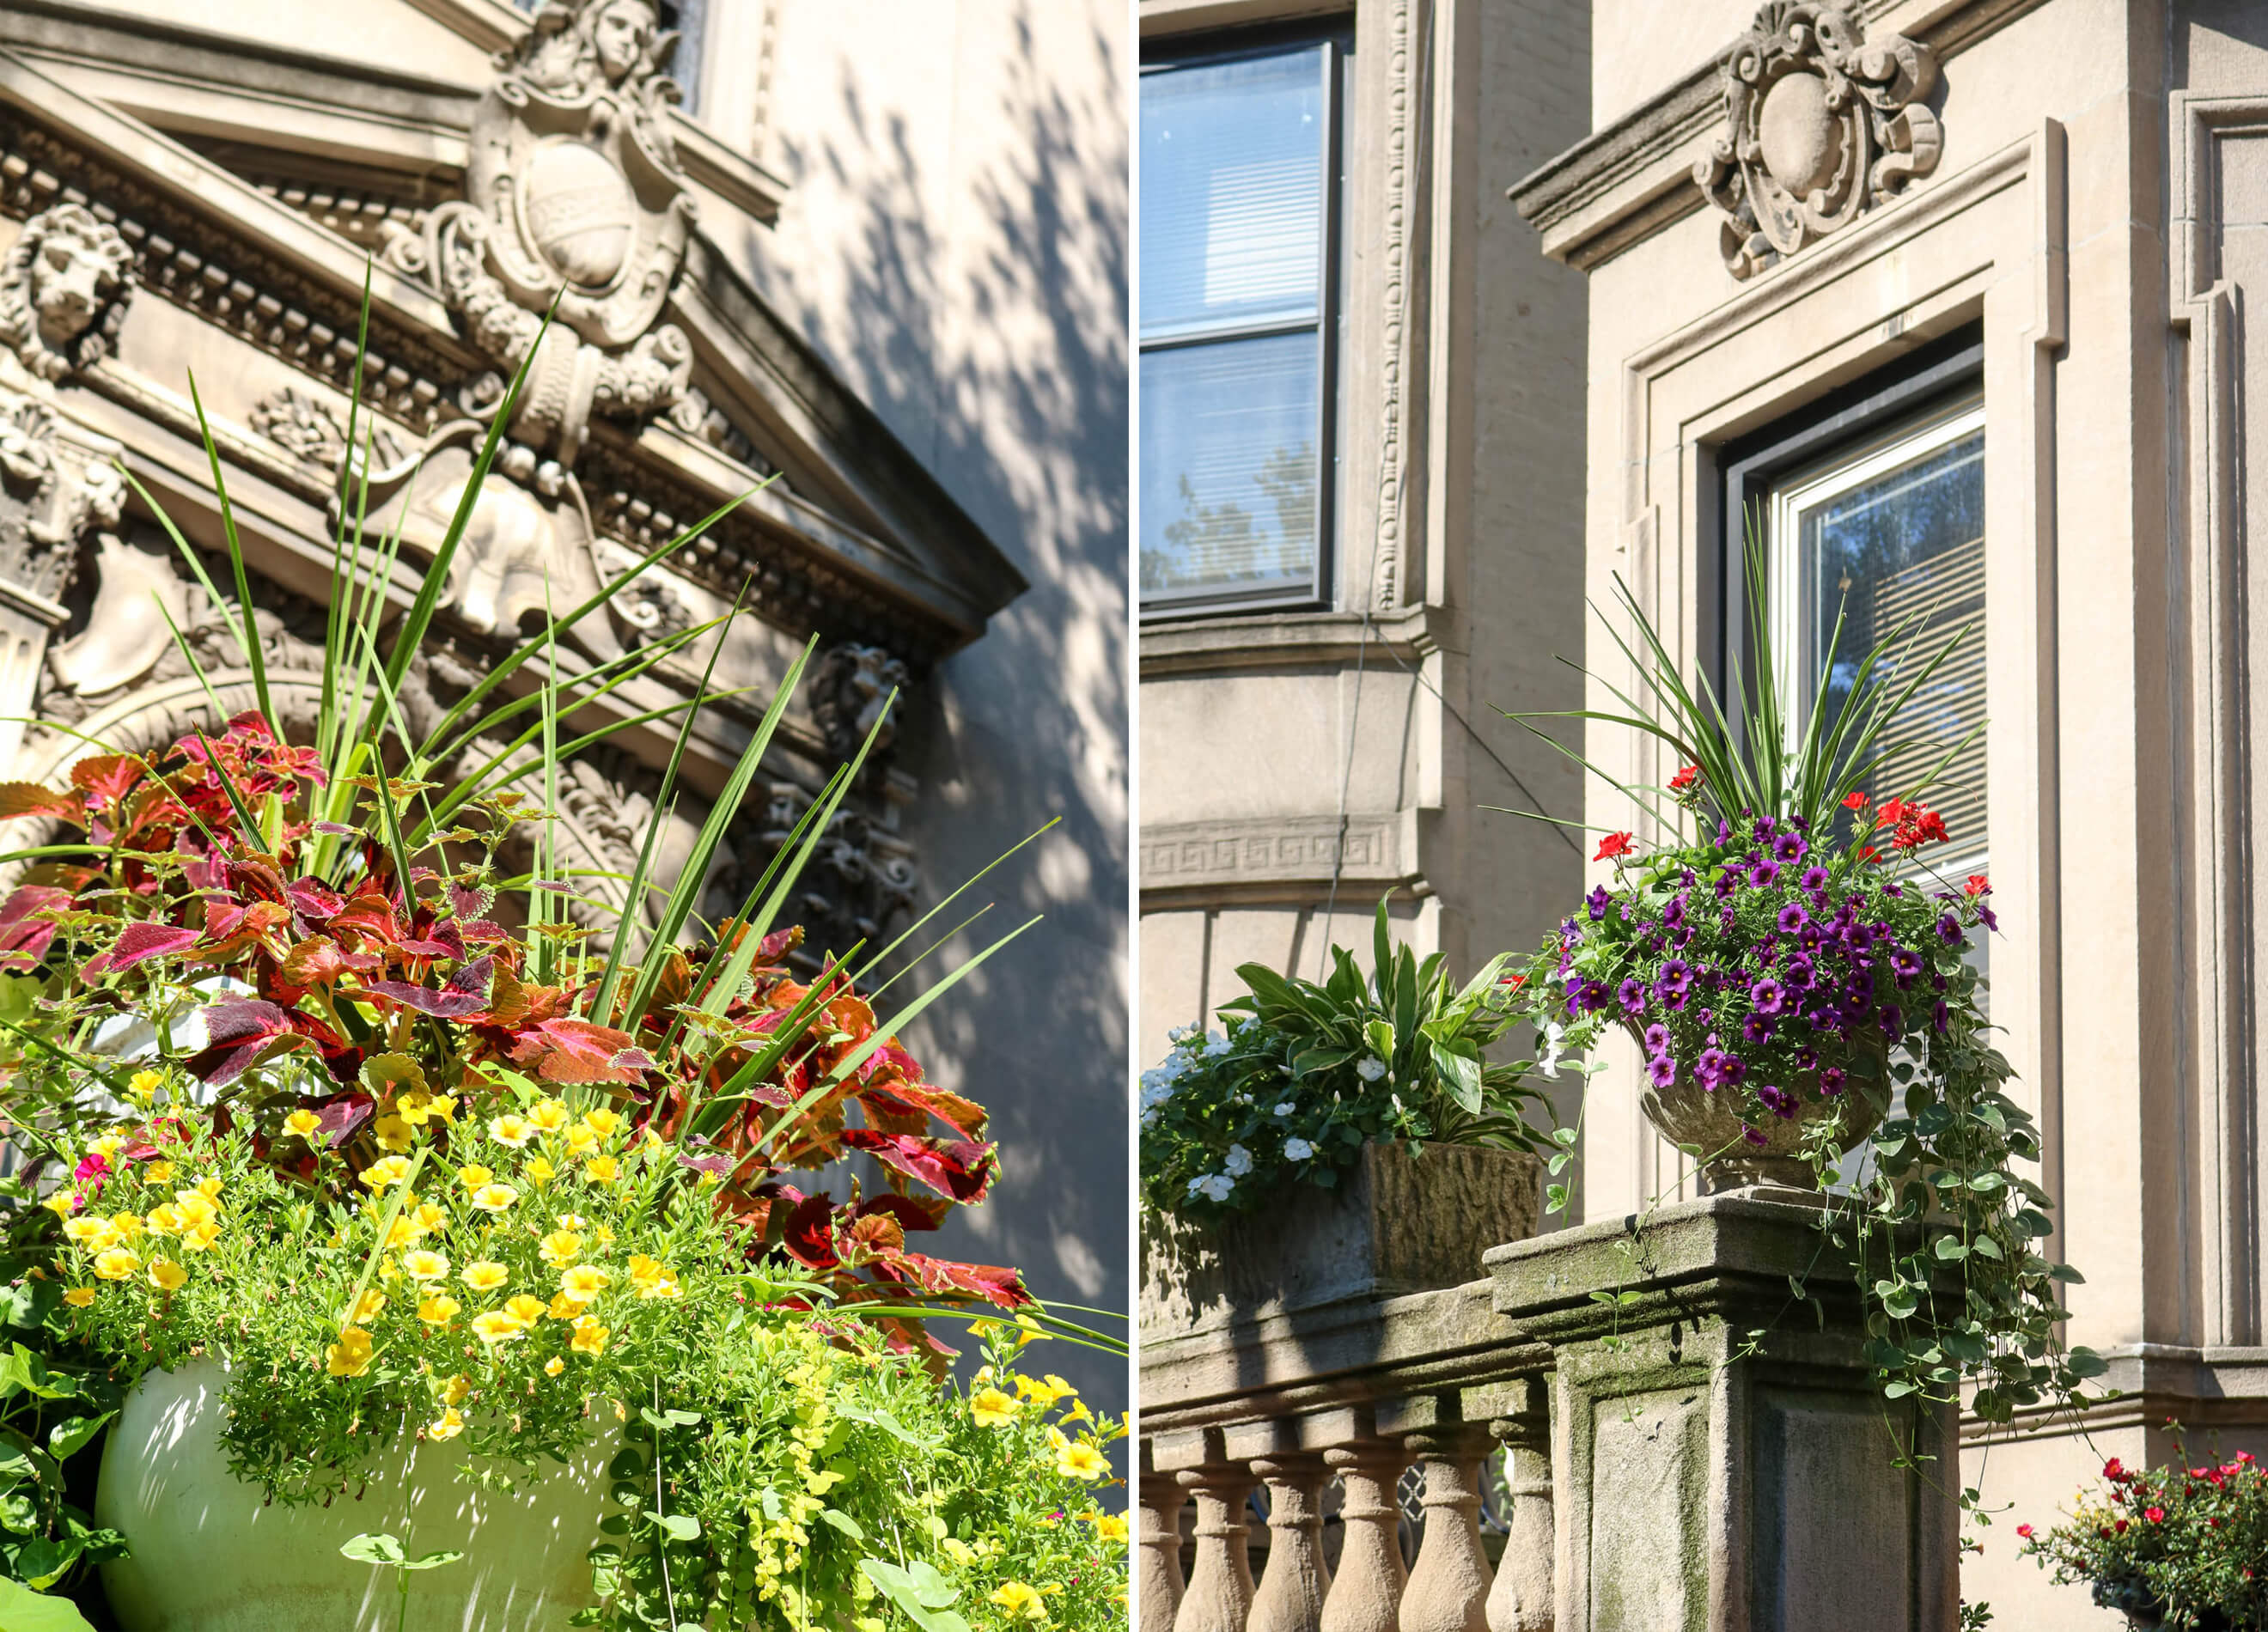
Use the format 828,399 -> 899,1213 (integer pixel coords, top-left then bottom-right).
1697,3 -> 1941,280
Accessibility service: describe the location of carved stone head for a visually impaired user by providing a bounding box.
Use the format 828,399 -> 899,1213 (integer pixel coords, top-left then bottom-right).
813,642 -> 912,767
587,0 -> 661,86
0,205 -> 137,382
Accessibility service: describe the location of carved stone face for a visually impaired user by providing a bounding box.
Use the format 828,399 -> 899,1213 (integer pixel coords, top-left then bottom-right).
32,230 -> 121,352
590,0 -> 655,85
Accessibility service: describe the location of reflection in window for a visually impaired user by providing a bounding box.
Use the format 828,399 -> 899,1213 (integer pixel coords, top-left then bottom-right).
1139,40 -> 1341,611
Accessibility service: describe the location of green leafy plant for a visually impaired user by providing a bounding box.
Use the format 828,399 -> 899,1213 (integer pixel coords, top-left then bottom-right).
338,1532 -> 465,1632
2019,1440 -> 2268,1628
1501,530 -> 2100,1424
1139,898 -> 1552,1218
0,283 -> 1127,1628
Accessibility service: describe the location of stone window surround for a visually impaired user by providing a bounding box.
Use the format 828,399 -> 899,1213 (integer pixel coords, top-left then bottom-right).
1572,120 -> 2068,1263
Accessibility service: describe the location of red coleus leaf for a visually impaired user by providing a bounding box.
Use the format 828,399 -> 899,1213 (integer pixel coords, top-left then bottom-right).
84,922 -> 202,977
362,955 -> 495,1020
284,877 -> 344,924
70,754 -> 147,810
0,783 -> 86,827
183,998 -> 348,1087
838,1130 -> 996,1203
868,1249 -> 1032,1311
0,885 -> 71,969
278,936 -> 381,988
509,1017 -> 656,1084
779,1192 -> 841,1270
857,1078 -> 988,1141
857,1192 -> 948,1234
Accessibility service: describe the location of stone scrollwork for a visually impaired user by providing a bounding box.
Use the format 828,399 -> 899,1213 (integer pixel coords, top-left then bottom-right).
0,204 -> 137,384
1697,3 -> 1941,279
391,0 -> 698,468
811,642 -> 911,768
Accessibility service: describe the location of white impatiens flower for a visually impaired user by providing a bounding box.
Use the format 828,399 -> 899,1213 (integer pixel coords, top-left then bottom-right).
1168,1023 -> 1199,1044
1539,1021 -> 1567,1081
1222,1143 -> 1253,1177
1355,1056 -> 1387,1083
1202,1030 -> 1232,1059
1273,1101 -> 1296,1117
1195,1174 -> 1236,1203
1283,1137 -> 1315,1161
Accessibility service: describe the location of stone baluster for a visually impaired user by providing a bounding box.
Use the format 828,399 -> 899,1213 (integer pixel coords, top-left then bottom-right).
1247,1451 -> 1332,1632
1486,1377 -> 1553,1632
1140,1444 -> 1189,1632
1399,1414 -> 1496,1632
1319,1440 -> 1411,1632
1174,1459 -> 1259,1632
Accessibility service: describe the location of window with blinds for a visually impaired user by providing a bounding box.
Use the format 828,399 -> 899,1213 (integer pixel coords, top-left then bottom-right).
1138,34 -> 1345,613
1766,394 -> 1988,879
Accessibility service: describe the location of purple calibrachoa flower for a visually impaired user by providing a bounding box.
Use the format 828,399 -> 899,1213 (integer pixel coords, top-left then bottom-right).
1643,1022 -> 1671,1057
1799,864 -> 1831,892
1587,885 -> 1612,921
1749,977 -> 1786,1016
1618,977 -> 1647,1016
1934,1000 -> 1952,1034
1777,901 -> 1809,935
1663,893 -> 1688,929
1741,1124 -> 1769,1148
1694,1046 -> 1728,1090
1820,1065 -> 1848,1096
1756,1083 -> 1796,1119
1748,857 -> 1781,888
1741,1012 -> 1775,1045
1889,946 -> 1924,984
1880,1004 -> 1905,1039
1655,959 -> 1692,997
1715,868 -> 1741,900
1720,1054 -> 1748,1088
1646,1054 -> 1679,1087
1936,912 -> 1964,945
1771,831 -> 1808,864
1782,953 -> 1815,989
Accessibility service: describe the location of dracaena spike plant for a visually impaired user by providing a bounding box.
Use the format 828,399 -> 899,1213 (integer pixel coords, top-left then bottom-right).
0,284 -> 1128,1630
1497,527 -> 2106,1429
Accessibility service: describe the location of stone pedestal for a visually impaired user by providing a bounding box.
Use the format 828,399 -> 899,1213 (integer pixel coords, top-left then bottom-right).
1484,1192 -> 1959,1632
1143,1142 -> 1540,1341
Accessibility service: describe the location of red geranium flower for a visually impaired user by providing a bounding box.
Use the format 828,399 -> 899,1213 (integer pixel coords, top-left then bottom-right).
1669,764 -> 1701,792
1965,874 -> 1991,897
1594,831 -> 1636,863
1843,790 -> 1870,811
2144,1506 -> 2167,1523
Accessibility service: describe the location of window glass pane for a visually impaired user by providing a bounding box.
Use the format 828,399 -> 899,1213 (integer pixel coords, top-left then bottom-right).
1140,332 -> 1320,597
1140,48 -> 1326,338
1791,420 -> 1986,871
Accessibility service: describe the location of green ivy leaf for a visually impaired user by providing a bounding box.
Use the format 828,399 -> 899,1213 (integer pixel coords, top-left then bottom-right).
46,1414 -> 110,1462
339,1532 -> 406,1566
643,1511 -> 699,1542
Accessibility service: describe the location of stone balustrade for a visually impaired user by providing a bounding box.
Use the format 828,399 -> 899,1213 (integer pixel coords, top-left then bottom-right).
1139,1277 -> 1556,1632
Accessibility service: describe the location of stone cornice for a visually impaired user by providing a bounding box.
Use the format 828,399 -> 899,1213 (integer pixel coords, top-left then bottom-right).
0,44 -> 1020,659
1508,0 -> 2056,271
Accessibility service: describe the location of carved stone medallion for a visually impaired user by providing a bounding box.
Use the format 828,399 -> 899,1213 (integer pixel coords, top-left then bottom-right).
1696,4 -> 1941,279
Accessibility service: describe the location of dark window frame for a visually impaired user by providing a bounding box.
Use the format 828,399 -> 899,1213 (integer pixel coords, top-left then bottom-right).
1137,20 -> 1353,619
1708,326 -> 1985,759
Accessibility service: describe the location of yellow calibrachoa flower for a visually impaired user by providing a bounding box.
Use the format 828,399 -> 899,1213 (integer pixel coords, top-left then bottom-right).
546,1293 -> 582,1320
502,1294 -> 547,1328
147,1257 -> 186,1293
457,1163 -> 494,1189
283,1109 -> 322,1140
539,1230 -> 582,1267
441,1373 -> 472,1406
127,1069 -> 162,1103
40,1194 -> 74,1221
563,1124 -> 598,1157
570,1318 -> 609,1356
349,1289 -> 386,1324
592,1222 -> 614,1248
107,1214 -> 145,1242
970,1387 -> 1019,1427
326,1328 -> 375,1377
62,1288 -> 95,1308
194,1177 -> 223,1202
417,1295 -> 460,1327
462,1260 -> 509,1293
143,1203 -> 181,1236
62,1216 -> 116,1251
1086,1512 -> 1130,1544
488,1115 -> 533,1148
91,1247 -> 139,1282
582,1108 -> 623,1139
427,1407 -> 464,1440
1055,1441 -> 1109,1481
413,1203 -> 448,1233
382,1215 -> 424,1251
372,1115 -> 412,1154
529,1100 -> 571,1135
626,1255 -> 677,1300
178,1221 -> 219,1254
558,1265 -> 610,1304
583,1154 -> 620,1184
990,1582 -> 1048,1623
469,1184 -> 517,1214
1015,1375 -> 1069,1408
403,1250 -> 448,1282
470,1310 -> 522,1344
361,1156 -> 412,1190
1060,1398 -> 1095,1427
524,1156 -> 558,1187
556,1213 -> 589,1232
544,1356 -> 565,1377
143,1160 -> 174,1185
88,1135 -> 124,1160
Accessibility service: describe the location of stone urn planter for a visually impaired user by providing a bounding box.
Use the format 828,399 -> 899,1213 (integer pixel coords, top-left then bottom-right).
1140,1140 -> 1539,1342
94,1361 -> 613,1632
1628,1023 -> 1890,1191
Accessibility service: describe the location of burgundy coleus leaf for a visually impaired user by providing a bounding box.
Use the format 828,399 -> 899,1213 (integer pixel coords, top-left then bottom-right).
868,1249 -> 1032,1312
509,1017 -> 656,1085
446,880 -> 492,920
226,859 -> 290,907
314,1093 -> 374,1145
183,999 -> 314,1087
855,1192 -> 948,1234
196,899 -> 291,964
277,936 -> 381,989
779,1192 -> 841,1270
284,877 -> 344,924
837,1130 -> 997,1203
84,921 -> 202,977
0,885 -> 71,970
361,955 -> 495,1020
674,1146 -> 735,1180
70,753 -> 147,813
756,925 -> 801,962
856,1079 -> 988,1141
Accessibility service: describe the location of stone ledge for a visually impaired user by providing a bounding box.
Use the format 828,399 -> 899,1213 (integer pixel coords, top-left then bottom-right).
1138,604 -> 1443,679
1138,810 -> 1419,900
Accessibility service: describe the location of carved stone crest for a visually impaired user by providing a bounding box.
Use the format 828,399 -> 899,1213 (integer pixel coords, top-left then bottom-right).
0,204 -> 137,383
0,387 -> 122,606
1696,4 -> 1941,279
812,642 -> 911,770
393,0 -> 697,466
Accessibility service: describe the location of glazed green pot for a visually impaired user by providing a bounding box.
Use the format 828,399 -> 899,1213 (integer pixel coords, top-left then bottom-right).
94,1361 -> 613,1632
